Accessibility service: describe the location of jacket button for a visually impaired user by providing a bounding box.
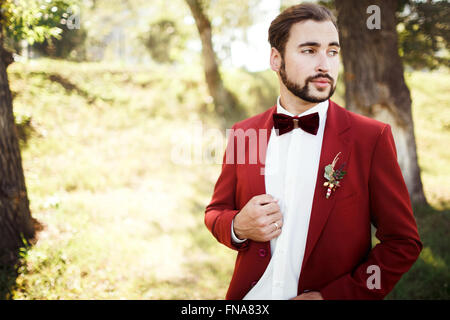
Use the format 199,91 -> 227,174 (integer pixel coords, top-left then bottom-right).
258,248 -> 267,257
251,281 -> 257,287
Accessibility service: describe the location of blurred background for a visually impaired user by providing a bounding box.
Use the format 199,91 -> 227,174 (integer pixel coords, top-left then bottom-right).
0,0 -> 448,299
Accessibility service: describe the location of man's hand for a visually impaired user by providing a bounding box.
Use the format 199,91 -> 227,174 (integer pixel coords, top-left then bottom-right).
233,194 -> 283,242
291,291 -> 324,300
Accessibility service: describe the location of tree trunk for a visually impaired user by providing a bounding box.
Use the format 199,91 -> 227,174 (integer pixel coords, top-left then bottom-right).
0,40 -> 36,265
185,0 -> 240,119
335,0 -> 427,205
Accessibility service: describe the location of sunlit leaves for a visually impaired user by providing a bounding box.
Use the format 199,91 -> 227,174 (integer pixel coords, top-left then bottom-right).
1,0 -> 80,45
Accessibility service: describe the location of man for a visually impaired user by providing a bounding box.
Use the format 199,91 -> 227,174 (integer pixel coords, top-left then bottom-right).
204,3 -> 422,300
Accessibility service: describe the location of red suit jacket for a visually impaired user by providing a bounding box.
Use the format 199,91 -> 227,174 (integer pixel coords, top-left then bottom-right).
205,100 -> 422,300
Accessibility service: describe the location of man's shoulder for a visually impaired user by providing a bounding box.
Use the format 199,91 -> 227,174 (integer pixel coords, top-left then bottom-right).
334,101 -> 389,134
231,106 -> 276,130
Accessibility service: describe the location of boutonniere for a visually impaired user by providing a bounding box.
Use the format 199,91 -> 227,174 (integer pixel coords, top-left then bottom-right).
323,152 -> 346,199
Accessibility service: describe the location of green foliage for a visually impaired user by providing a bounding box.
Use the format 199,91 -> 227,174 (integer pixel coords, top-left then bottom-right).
32,26 -> 87,60
14,110 -> 34,145
140,19 -> 187,64
317,0 -> 450,70
397,0 -> 450,70
1,0 -> 80,47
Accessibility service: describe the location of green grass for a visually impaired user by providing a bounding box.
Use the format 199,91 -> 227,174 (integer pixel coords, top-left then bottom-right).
5,58 -> 450,299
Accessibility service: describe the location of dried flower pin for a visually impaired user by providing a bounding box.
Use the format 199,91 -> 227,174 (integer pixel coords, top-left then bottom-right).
323,152 -> 346,199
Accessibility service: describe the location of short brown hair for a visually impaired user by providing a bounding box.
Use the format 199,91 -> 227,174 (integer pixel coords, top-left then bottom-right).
268,2 -> 338,58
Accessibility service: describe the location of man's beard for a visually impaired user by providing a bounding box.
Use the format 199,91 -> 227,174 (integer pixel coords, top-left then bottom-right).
279,59 -> 336,103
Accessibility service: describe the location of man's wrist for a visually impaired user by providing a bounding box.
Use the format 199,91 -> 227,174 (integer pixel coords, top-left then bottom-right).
231,218 -> 247,243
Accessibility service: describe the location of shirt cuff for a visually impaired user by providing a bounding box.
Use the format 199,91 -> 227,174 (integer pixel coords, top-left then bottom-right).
231,219 -> 247,243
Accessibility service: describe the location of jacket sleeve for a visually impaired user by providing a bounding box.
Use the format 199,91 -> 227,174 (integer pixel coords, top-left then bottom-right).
320,124 -> 422,299
204,124 -> 249,251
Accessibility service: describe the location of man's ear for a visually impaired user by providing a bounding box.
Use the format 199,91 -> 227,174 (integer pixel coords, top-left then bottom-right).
270,47 -> 282,72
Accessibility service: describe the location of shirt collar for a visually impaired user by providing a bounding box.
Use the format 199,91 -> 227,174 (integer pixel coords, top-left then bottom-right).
276,96 -> 328,120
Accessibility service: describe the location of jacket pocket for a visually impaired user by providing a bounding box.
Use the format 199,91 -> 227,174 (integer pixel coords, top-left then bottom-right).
335,192 -> 359,209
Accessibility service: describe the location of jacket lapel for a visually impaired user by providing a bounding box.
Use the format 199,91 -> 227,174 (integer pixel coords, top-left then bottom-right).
301,100 -> 352,271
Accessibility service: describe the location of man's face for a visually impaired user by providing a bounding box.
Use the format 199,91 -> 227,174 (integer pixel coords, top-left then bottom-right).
272,20 -> 340,103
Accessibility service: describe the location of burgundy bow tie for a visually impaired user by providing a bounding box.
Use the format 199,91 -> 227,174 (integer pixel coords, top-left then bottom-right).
273,112 -> 320,136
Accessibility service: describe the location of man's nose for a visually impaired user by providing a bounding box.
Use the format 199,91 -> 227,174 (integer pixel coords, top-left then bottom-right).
315,52 -> 330,73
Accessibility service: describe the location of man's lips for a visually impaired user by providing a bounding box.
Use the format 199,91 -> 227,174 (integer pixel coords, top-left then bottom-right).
310,77 -> 332,89
311,77 -> 331,84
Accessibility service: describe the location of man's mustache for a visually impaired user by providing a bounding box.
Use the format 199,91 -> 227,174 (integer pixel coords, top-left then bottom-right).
307,74 -> 334,84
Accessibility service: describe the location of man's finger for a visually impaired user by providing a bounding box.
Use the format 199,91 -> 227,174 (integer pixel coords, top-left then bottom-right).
272,218 -> 283,230
266,225 -> 282,241
261,202 -> 280,215
255,194 -> 278,205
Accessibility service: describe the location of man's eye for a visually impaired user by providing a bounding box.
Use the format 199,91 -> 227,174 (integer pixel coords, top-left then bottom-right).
302,49 -> 314,54
329,50 -> 339,56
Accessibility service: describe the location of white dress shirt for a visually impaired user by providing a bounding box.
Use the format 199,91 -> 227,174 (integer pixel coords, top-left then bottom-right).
231,97 -> 329,299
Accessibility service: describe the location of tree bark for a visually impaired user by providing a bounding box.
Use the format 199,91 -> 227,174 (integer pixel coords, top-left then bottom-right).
185,0 -> 240,118
0,38 -> 36,265
335,0 -> 427,205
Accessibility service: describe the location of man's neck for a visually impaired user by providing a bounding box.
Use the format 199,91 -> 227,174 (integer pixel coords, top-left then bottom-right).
279,90 -> 320,115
